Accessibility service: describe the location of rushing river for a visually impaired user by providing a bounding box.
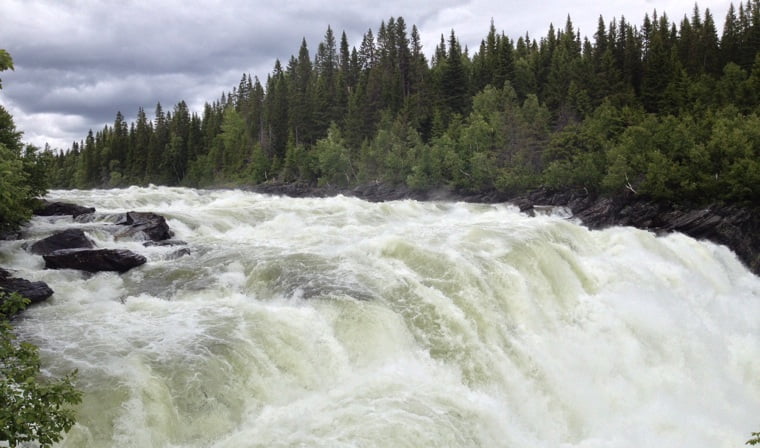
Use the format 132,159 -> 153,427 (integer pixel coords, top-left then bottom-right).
1,186 -> 759,447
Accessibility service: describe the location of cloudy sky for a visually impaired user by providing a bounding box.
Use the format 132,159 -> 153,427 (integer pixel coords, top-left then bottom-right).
0,0 -> 733,150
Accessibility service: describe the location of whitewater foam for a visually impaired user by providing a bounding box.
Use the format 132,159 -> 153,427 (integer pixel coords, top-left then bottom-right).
1,186 -> 757,447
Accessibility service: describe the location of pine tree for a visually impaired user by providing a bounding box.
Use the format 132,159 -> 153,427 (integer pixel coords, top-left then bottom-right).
127,107 -> 150,182
247,76 -> 266,148
641,14 -> 675,112
441,30 -> 470,117
313,26 -> 340,138
166,101 -> 191,183
266,61 -> 289,161
700,8 -> 720,74
358,29 -> 376,71
146,102 -> 169,183
722,3 -> 741,66
288,41 -> 314,145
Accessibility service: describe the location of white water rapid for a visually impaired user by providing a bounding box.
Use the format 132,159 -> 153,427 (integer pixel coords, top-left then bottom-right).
1,186 -> 759,447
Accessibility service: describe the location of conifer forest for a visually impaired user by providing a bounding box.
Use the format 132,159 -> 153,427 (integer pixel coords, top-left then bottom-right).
42,3 -> 760,204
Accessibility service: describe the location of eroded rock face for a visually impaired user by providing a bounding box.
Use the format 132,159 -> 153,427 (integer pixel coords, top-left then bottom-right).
30,229 -> 95,255
35,200 -> 95,218
661,205 -> 760,274
116,212 -> 173,241
43,249 -> 147,273
513,187 -> 760,276
0,268 -> 54,304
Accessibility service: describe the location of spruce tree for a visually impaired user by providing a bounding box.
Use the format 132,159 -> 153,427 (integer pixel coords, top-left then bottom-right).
441,30 -> 470,117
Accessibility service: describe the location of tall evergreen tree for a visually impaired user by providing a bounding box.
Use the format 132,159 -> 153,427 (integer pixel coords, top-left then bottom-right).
440,30 -> 470,117
288,41 -> 314,145
266,61 -> 289,160
146,102 -> 169,183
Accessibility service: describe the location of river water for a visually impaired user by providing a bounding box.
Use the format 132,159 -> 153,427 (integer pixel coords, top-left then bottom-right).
1,186 -> 759,447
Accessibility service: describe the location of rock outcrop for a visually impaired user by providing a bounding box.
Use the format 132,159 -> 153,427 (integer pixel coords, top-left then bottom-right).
30,229 -> 95,255
166,248 -> 191,260
513,188 -> 760,275
35,200 -> 95,218
116,212 -> 172,241
43,249 -> 147,273
0,268 -> 54,304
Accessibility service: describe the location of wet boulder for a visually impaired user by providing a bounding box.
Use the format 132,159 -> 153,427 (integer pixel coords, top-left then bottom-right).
167,248 -> 191,260
143,239 -> 187,247
73,213 -> 97,223
30,229 -> 96,255
35,200 -> 95,218
0,229 -> 22,241
0,268 -> 54,304
43,249 -> 146,273
116,212 -> 172,242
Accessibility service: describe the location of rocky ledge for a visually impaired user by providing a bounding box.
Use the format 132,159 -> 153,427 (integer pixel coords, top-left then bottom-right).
511,188 -> 760,276
0,267 -> 54,304
115,211 -> 173,241
43,249 -> 147,273
30,228 -> 95,255
34,200 -> 95,218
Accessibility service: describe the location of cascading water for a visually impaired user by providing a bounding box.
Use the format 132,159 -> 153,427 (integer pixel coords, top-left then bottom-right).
1,186 -> 758,447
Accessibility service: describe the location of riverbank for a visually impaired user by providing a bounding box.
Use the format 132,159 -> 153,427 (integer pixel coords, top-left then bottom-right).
250,182 -> 760,276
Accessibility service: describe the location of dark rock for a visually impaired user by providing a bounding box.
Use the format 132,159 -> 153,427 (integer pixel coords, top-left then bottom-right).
350,183 -> 425,202
167,248 -> 191,260
35,200 -> 95,218
0,267 -> 54,304
0,229 -> 22,241
510,187 -> 760,276
74,212 -> 126,225
143,239 -> 187,247
116,212 -> 172,241
660,205 -> 760,274
73,213 -> 97,223
43,249 -> 147,273
30,229 -> 95,255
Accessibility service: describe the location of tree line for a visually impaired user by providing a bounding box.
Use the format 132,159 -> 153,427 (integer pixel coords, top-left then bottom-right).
44,2 -> 760,204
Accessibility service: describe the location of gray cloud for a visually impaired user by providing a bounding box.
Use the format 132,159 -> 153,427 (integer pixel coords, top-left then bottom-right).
0,0 -> 732,150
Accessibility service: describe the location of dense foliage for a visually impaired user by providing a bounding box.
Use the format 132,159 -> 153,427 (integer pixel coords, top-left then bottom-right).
46,2 -> 760,204
0,50 -> 51,232
0,292 -> 82,447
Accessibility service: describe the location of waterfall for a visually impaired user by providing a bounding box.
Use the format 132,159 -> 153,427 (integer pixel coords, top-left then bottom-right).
2,186 -> 758,447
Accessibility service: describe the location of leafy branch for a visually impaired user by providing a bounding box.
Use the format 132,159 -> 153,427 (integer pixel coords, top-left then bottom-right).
0,292 -> 82,447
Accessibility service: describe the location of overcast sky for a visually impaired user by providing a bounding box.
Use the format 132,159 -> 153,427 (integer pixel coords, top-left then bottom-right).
0,0 -> 733,150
